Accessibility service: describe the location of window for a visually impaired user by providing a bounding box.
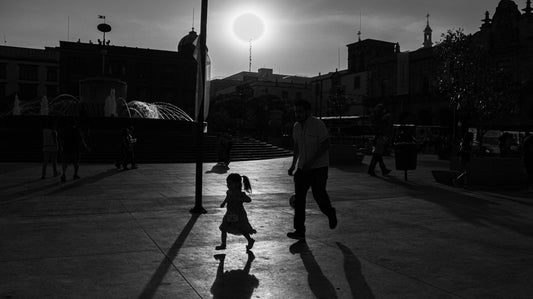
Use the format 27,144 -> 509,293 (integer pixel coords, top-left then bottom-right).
47,67 -> 58,82
46,85 -> 58,98
18,83 -> 38,100
353,76 -> 361,89
19,64 -> 38,81
296,92 -> 302,100
282,90 -> 288,99
0,63 -> 6,79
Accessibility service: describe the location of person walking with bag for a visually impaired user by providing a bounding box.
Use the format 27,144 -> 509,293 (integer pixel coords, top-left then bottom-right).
287,100 -> 337,240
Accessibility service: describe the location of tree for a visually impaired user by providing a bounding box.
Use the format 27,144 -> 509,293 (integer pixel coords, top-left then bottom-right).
435,28 -> 520,144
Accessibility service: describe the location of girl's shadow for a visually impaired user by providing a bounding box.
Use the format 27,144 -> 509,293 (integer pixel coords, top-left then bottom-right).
210,251 -> 259,299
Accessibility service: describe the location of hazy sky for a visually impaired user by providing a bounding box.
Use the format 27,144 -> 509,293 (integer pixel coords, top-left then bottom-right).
0,0 -> 511,78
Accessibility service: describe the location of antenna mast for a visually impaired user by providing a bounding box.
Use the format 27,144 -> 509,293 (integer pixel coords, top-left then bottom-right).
357,12 -> 362,41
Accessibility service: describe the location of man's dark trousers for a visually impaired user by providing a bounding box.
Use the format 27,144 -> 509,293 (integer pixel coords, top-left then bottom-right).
293,167 -> 334,232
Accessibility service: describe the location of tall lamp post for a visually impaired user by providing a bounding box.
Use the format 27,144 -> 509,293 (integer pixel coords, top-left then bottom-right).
190,0 -> 209,214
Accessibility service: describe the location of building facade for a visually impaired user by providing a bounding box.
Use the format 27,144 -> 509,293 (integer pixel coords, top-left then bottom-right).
312,0 -> 533,128
58,29 -> 198,116
0,45 -> 59,113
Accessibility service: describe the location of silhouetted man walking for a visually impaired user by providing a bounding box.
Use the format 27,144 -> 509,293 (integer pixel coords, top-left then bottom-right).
287,100 -> 337,240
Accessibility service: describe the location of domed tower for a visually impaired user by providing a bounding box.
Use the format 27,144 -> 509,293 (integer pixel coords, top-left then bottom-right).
491,0 -> 522,48
423,13 -> 433,48
177,28 -> 198,56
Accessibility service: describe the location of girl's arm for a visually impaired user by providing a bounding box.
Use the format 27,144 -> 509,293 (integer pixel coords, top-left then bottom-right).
242,192 -> 252,203
220,198 -> 227,208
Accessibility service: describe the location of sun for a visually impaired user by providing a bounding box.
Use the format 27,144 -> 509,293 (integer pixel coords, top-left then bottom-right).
232,12 -> 265,42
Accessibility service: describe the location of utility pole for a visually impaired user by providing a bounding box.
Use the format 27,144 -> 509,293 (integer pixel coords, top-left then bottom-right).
191,0 -> 209,214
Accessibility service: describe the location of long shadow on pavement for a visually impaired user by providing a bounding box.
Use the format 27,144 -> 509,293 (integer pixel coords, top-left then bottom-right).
372,174 -> 533,239
289,240 -> 338,299
0,178 -> 43,191
138,213 -> 200,299
336,242 -> 375,299
210,251 -> 259,298
45,168 -> 120,195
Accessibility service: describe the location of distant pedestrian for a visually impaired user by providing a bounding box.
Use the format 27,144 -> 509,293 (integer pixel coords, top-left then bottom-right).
368,132 -> 391,176
216,173 -> 256,251
453,132 -> 474,188
287,99 -> 337,240
115,127 -> 137,170
41,119 -> 60,179
59,119 -> 88,182
522,132 -> 533,192
218,130 -> 233,166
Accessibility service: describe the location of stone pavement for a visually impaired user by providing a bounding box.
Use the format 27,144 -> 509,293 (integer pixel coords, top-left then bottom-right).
1,155 -> 532,298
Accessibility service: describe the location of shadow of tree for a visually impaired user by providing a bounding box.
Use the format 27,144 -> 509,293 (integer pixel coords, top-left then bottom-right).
336,242 -> 375,299
366,172 -> 533,239
289,240 -> 338,299
138,213 -> 200,299
210,251 -> 259,299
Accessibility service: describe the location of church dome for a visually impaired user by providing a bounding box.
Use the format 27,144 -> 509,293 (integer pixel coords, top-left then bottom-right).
492,0 -> 521,27
177,29 -> 198,54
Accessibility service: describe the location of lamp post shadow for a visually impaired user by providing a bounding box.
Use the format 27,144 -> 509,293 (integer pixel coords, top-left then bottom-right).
138,213 -> 200,299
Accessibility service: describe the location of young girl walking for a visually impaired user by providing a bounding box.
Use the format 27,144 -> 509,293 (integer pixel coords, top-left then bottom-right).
216,173 -> 257,251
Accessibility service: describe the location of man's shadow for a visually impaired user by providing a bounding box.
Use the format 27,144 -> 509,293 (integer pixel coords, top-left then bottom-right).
205,163 -> 229,174
289,240 -> 338,299
210,251 -> 259,299
336,242 -> 375,299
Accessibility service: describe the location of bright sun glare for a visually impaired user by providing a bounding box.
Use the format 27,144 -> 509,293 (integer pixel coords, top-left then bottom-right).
232,12 -> 265,42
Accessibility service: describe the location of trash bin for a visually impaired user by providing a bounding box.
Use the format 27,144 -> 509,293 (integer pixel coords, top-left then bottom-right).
394,142 -> 417,180
394,142 -> 417,170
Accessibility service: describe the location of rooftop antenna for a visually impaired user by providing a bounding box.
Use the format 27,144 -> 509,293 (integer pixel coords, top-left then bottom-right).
249,39 -> 253,72
357,12 -> 362,41
338,47 -> 341,70
192,8 -> 195,31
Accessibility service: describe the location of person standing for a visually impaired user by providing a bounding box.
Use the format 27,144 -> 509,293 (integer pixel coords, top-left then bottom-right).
287,100 -> 337,240
522,132 -> 533,192
453,132 -> 474,188
41,119 -> 60,179
60,119 -> 88,182
367,132 -> 391,176
116,127 -> 137,170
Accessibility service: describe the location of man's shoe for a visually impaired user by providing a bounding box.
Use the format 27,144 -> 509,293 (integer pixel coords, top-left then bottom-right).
383,169 -> 391,176
60,175 -> 66,182
368,171 -> 377,177
287,231 -> 305,240
328,208 -> 337,229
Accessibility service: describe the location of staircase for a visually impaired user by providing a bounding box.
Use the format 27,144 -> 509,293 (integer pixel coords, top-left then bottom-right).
0,128 -> 292,163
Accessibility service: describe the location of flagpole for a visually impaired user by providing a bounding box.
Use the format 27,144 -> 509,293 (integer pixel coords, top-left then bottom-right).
190,0 -> 208,214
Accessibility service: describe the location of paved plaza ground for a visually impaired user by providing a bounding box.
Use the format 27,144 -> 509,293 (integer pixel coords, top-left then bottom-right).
1,155 -> 532,298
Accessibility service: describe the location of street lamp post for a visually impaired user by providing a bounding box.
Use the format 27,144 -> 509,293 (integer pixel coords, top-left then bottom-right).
190,0 -> 209,214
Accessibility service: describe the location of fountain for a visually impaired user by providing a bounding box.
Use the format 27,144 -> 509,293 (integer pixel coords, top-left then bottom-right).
12,95 -> 21,115
40,96 -> 49,116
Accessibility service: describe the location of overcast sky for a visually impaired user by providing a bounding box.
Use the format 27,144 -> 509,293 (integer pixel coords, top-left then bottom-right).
0,0 -> 512,78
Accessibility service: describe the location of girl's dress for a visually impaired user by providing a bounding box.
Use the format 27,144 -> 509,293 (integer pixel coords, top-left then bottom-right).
219,190 -> 256,235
